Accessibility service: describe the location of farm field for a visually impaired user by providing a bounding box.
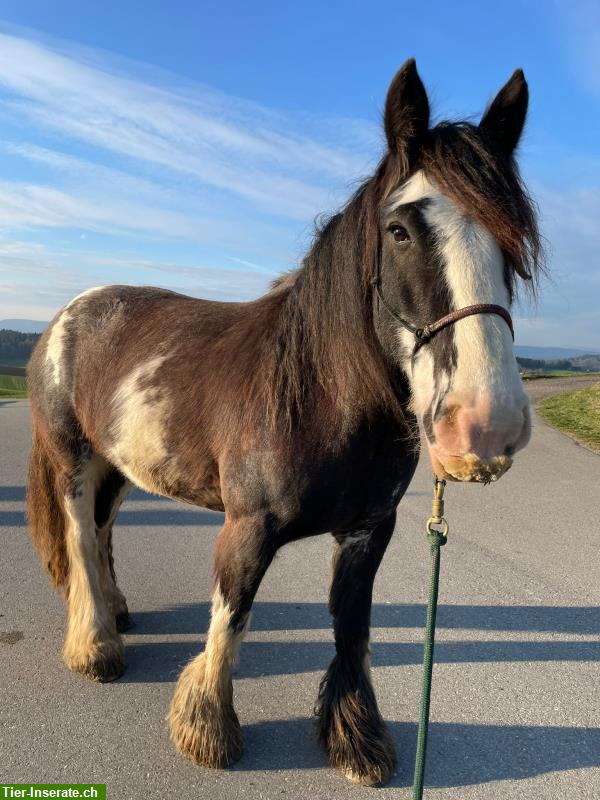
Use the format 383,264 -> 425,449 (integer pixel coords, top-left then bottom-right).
0,374 -> 27,398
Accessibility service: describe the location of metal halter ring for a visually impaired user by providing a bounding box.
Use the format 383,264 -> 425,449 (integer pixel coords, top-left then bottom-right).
426,516 -> 449,537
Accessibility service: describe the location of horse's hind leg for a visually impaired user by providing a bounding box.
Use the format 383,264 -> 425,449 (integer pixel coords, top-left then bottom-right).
315,513 -> 397,786
63,449 -> 125,682
168,515 -> 276,768
95,470 -> 133,632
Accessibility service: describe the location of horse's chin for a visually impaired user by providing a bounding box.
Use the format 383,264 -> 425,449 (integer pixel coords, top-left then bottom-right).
429,451 -> 513,483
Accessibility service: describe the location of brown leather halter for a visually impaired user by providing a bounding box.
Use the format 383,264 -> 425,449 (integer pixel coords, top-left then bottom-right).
371,266 -> 514,352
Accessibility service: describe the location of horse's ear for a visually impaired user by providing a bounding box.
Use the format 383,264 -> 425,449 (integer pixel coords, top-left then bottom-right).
479,69 -> 528,155
384,59 -> 430,162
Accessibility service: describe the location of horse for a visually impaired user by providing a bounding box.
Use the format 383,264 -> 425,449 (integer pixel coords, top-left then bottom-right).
26,59 -> 541,786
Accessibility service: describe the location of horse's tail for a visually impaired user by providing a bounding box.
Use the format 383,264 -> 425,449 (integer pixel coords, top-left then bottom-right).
26,423 -> 69,589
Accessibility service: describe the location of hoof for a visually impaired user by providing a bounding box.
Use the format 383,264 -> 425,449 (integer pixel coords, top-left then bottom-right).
315,656 -> 396,786
64,638 -> 126,683
115,611 -> 134,633
169,701 -> 244,768
168,656 -> 244,768
338,750 -> 395,787
326,726 -> 396,787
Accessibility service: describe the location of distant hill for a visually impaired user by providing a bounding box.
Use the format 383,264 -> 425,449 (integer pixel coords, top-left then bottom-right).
0,319 -> 48,333
517,354 -> 600,373
514,345 -> 598,360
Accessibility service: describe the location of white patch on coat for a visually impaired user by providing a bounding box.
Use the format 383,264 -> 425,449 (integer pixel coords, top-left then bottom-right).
45,287 -> 109,386
388,170 -> 524,416
65,285 -> 107,309
45,311 -> 71,385
107,355 -> 178,495
407,346 -> 435,417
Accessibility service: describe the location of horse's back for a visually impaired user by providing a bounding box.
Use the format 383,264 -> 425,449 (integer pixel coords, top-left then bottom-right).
30,283 -> 247,393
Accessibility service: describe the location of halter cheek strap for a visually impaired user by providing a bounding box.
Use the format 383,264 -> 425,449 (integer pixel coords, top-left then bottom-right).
370,275 -> 514,350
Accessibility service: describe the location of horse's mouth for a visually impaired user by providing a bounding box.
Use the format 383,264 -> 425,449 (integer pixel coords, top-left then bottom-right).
429,451 -> 513,483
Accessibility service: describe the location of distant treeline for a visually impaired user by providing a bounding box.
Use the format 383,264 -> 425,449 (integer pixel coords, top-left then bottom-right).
0,329 -> 41,366
516,355 -> 600,372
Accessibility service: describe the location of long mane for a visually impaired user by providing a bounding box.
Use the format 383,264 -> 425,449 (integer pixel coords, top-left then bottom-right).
267,179 -> 403,434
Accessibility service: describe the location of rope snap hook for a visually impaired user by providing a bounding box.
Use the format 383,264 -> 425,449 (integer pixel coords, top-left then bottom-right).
426,477 -> 449,538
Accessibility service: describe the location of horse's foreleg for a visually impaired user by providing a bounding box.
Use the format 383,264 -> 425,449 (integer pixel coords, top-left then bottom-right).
168,515 -> 276,768
315,513 -> 397,786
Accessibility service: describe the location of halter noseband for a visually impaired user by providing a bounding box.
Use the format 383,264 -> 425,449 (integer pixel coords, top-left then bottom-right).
370,263 -> 514,352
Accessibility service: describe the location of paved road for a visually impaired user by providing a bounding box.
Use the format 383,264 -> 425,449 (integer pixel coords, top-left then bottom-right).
1,382 -> 599,800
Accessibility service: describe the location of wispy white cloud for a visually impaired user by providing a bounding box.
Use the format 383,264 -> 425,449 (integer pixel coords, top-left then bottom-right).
0,25 -> 357,319
0,233 -> 273,319
0,29 -> 377,221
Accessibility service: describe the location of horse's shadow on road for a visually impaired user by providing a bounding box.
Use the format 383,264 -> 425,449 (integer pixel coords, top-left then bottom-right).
119,600 -> 600,787
233,717 -> 600,789
122,599 -> 600,684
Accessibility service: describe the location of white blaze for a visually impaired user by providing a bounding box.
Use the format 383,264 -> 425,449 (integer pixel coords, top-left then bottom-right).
388,171 -> 524,417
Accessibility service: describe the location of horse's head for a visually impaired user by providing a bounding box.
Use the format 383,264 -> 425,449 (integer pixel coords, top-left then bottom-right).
374,60 -> 540,482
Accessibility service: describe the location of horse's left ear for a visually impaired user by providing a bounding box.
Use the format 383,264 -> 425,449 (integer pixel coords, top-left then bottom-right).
384,59 -> 430,163
479,69 -> 529,155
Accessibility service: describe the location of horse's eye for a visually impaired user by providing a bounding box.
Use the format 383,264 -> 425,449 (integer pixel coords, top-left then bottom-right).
390,224 -> 410,243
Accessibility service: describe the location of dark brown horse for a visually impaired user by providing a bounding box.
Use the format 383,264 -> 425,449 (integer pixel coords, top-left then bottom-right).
26,60 -> 541,786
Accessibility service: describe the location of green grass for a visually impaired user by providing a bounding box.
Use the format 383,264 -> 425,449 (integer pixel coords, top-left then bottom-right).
539,382 -> 600,453
0,373 -> 27,398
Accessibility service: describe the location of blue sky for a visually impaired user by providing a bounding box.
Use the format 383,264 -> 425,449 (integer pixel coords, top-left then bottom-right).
0,1 -> 598,348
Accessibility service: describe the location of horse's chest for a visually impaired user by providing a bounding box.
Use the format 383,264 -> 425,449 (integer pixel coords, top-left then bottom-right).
291,436 -> 417,534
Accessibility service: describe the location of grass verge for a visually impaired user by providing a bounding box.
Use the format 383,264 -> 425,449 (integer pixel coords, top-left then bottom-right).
538,381 -> 600,453
0,373 -> 27,398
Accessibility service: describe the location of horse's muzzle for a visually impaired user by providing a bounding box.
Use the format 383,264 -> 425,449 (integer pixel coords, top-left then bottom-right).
428,451 -> 513,483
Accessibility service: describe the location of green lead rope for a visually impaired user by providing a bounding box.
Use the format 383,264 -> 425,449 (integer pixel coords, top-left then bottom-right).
412,478 -> 449,800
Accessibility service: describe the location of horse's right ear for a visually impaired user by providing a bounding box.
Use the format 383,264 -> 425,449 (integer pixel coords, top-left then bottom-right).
384,59 -> 430,162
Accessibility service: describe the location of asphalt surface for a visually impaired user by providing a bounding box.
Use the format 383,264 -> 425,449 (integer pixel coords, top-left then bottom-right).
1,378 -> 599,799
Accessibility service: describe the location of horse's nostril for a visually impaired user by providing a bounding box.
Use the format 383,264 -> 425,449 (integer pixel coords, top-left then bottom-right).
504,444 -> 515,457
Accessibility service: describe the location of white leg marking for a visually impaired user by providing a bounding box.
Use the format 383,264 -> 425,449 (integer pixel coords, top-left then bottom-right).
168,583 -> 247,765
204,586 -> 250,683
63,454 -> 123,677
